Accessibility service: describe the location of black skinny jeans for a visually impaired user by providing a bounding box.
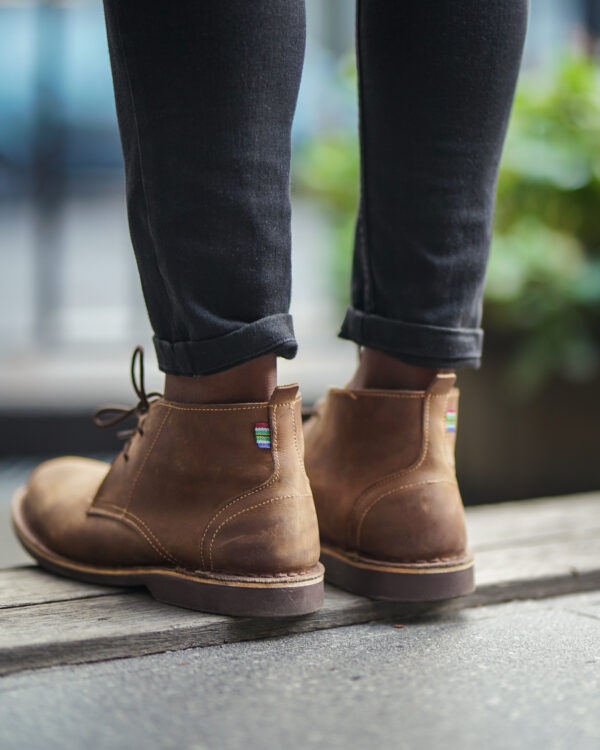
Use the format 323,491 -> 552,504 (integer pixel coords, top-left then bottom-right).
103,0 -> 528,376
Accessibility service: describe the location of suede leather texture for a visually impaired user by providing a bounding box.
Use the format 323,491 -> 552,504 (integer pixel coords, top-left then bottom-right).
304,373 -> 469,563
21,385 -> 321,577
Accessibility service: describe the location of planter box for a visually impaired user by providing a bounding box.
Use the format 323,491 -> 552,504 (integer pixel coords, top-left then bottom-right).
456,352 -> 600,505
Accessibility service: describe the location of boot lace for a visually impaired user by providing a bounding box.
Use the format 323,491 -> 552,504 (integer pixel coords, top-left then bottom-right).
93,346 -> 162,461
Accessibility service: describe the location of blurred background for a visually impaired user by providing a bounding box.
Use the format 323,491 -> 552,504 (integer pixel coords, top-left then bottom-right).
1,0 -> 600,531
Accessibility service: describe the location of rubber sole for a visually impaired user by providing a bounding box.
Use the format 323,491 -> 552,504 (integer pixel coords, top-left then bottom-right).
11,487 -> 324,618
320,543 -> 475,601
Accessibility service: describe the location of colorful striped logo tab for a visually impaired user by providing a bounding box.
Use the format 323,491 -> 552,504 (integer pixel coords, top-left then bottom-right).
446,408 -> 457,433
254,422 -> 271,449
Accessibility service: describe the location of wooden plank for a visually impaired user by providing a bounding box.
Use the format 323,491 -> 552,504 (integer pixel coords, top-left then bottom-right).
1,534 -> 599,676
473,535 -> 600,585
0,492 -> 599,675
0,567 -> 123,609
466,492 -> 600,549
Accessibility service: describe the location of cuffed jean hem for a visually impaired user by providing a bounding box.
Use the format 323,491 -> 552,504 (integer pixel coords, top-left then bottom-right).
153,313 -> 297,376
339,306 -> 483,369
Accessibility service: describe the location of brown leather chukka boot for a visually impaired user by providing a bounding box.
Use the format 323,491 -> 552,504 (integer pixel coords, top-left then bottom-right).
12,351 -> 323,617
304,372 -> 474,601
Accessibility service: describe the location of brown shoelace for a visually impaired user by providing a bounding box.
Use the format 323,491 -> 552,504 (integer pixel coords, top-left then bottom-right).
93,345 -> 162,460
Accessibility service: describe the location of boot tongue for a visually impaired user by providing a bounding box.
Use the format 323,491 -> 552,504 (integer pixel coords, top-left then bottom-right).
426,372 -> 457,395
270,384 -> 300,405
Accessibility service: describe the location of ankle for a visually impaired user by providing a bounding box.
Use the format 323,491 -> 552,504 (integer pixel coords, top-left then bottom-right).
346,348 -> 452,391
164,354 -> 277,404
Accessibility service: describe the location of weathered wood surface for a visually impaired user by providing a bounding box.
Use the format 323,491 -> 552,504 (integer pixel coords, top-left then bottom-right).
0,567 -> 121,609
1,492 -> 599,675
466,492 -> 600,549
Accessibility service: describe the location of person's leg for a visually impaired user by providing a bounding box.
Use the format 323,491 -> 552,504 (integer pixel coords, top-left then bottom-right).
343,0 -> 528,385
13,1 -> 324,617
304,0 -> 528,600
103,0 -> 305,399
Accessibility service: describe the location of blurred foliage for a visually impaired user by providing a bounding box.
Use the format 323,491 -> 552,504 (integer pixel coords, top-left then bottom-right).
293,54 -> 600,394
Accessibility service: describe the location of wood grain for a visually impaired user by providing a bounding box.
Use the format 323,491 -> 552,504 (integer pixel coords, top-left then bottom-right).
465,492 -> 600,549
0,567 -> 123,609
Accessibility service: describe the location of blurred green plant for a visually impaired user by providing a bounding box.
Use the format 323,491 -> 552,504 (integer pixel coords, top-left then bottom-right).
293,54 -> 600,394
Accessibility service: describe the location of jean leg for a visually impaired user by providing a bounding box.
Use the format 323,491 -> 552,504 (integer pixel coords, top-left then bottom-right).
103,0 -> 306,375
340,0 -> 528,368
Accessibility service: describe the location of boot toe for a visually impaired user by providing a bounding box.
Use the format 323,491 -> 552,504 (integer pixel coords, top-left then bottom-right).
16,456 -> 110,560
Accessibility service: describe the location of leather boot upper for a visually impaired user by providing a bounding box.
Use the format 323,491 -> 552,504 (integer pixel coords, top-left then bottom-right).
304,373 -> 469,563
21,385 -> 321,577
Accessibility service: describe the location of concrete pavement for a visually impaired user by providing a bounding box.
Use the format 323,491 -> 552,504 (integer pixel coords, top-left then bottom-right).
1,591 -> 599,750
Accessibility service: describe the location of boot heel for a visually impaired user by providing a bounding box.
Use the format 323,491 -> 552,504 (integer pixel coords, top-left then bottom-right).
321,545 -> 474,602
